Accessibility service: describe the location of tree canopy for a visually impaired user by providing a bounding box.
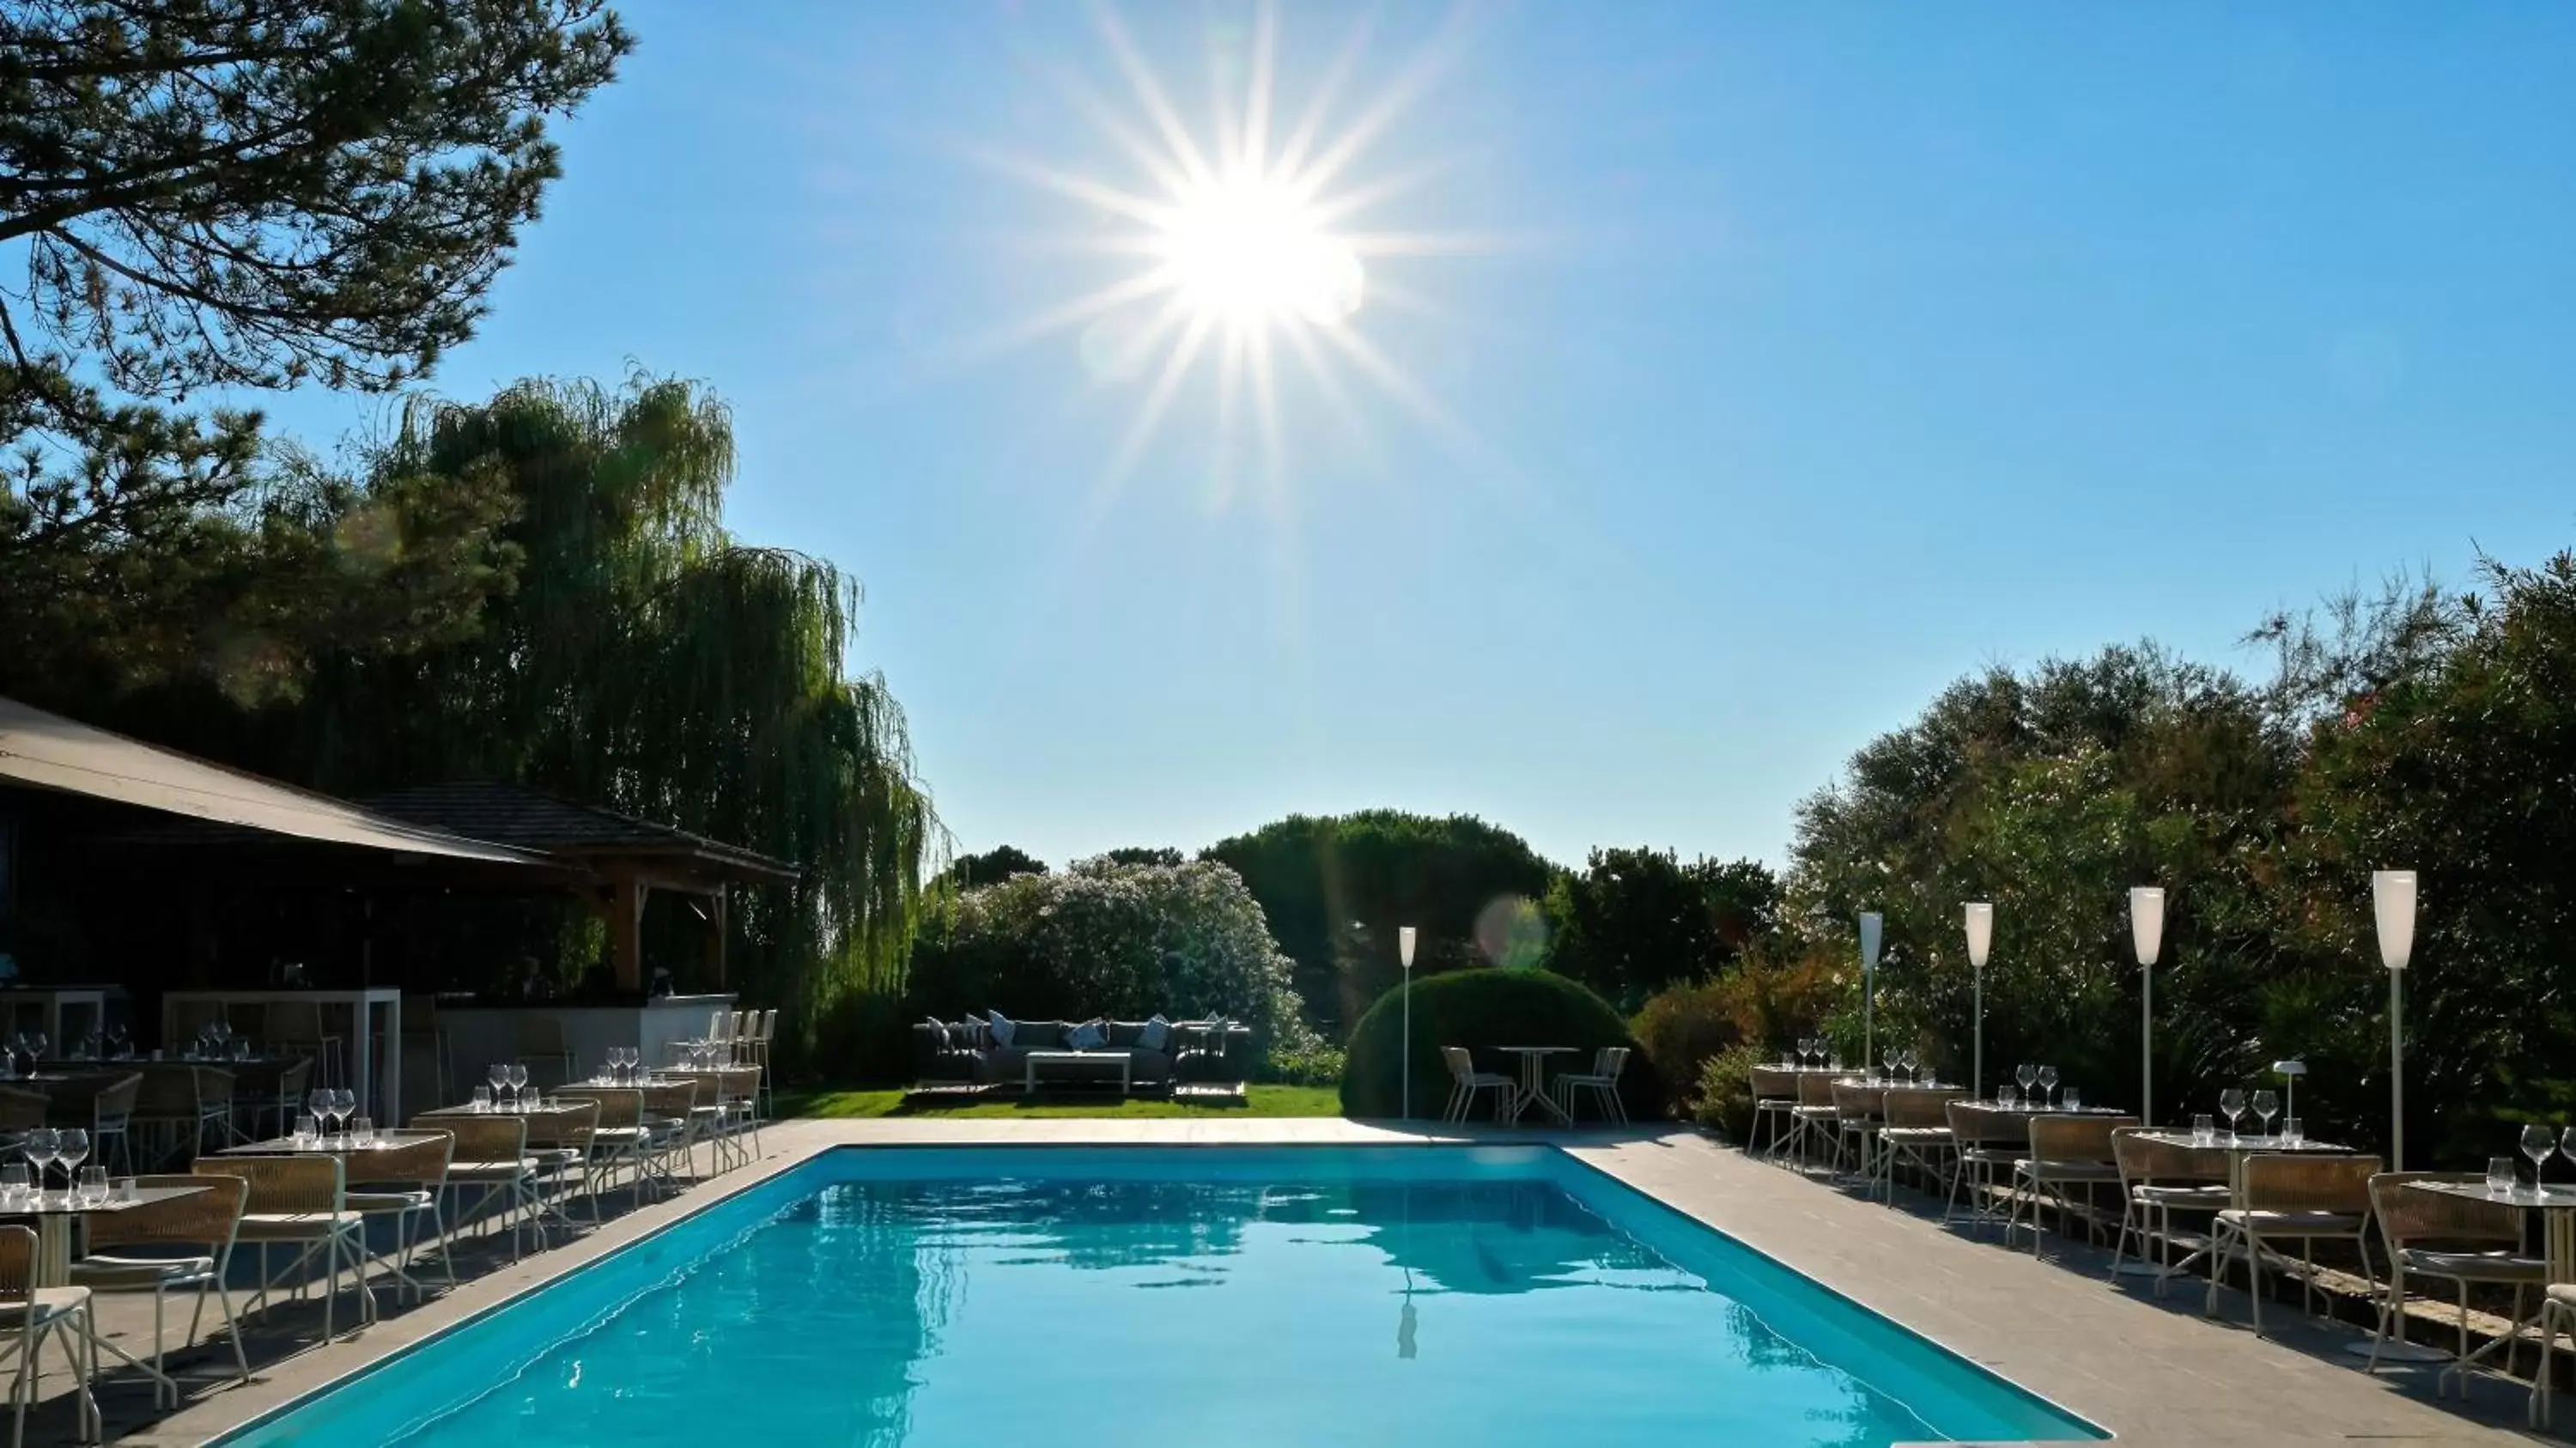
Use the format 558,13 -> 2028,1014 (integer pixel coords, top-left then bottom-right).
1545,847 -> 1780,1011
948,845 -> 1047,887
0,0 -> 630,697
1201,810 -> 1558,1037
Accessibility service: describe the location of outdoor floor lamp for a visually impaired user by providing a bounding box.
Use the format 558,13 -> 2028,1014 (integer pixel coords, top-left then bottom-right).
2130,887 -> 2165,1126
1963,903 -> 1993,1097
1399,926 -> 1418,1121
1860,912 -> 1882,1073
2373,871 -> 2416,1171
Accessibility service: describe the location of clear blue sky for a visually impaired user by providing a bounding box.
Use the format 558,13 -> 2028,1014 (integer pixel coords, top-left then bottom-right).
264,1 -> 2576,871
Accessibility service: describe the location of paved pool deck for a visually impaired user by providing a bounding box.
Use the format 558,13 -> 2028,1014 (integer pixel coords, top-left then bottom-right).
88,1119 -> 2568,1445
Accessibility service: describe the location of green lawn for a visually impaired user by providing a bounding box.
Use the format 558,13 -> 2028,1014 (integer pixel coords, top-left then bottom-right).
777,1085 -> 1345,1119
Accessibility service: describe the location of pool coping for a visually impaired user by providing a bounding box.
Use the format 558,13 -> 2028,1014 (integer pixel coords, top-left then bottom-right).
138,1119 -> 2540,1448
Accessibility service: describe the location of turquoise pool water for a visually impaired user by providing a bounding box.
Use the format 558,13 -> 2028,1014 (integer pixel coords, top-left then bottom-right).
222,1147 -> 2101,1447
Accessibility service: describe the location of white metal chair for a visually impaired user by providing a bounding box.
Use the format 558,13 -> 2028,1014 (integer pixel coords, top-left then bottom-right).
2532,1284 -> 2576,1427
2204,1152 -> 2382,1335
1552,1047 -> 1630,1124
1783,1071 -> 1843,1169
69,1172 -> 251,1406
0,1223 -> 96,1447
1439,1048 -> 1512,1123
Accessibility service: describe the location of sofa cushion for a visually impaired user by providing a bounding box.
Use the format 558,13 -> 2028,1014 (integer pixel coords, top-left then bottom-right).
1138,1015 -> 1170,1052
986,1011 -> 1015,1048
1066,1019 -> 1107,1050
920,1018 -> 948,1050
1105,1020 -> 1145,1049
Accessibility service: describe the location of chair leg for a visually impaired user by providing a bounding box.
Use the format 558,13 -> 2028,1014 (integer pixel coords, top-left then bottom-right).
13,1318 -> 34,1448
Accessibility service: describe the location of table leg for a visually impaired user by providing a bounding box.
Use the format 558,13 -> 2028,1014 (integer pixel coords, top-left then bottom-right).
384,995 -> 403,1127
1024,1057 -> 1036,1094
33,1214 -> 70,1289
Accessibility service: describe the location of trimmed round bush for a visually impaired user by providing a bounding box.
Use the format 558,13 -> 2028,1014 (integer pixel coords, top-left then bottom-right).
1340,967 -> 1662,1121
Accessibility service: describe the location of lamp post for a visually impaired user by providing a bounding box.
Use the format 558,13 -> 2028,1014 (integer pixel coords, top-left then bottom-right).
1859,913 -> 1882,1074
2129,888 -> 2165,1126
1399,926 -> 1418,1122
1963,903 -> 1993,1097
2373,871 -> 2416,1171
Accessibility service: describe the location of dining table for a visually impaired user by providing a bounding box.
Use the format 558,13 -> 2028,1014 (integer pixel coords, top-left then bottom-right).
1492,1047 -> 1576,1126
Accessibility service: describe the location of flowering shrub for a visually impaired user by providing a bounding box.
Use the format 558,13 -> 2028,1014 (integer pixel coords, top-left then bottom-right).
908,858 -> 1322,1068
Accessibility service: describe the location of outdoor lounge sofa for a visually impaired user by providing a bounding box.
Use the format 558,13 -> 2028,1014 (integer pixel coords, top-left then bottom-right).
911,1016 -> 1253,1091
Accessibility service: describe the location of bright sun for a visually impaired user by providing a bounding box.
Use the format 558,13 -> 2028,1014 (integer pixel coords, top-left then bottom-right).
971,2 -> 1490,489
1156,172 -> 1364,330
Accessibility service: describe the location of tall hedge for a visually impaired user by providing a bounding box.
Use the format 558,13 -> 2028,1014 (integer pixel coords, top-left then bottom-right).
1339,967 -> 1661,1121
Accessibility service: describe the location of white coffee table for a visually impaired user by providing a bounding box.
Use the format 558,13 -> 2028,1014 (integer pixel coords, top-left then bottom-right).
1024,1049 -> 1133,1093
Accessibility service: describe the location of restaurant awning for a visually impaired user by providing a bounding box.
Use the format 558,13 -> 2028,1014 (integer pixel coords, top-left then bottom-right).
0,694 -> 547,866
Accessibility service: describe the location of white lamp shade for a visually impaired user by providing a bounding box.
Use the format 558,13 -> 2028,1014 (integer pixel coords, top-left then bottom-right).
1857,912 -> 1882,975
2129,887 -> 2166,967
1398,926 -> 1418,970
1962,903 -> 1993,968
2372,871 -> 2416,971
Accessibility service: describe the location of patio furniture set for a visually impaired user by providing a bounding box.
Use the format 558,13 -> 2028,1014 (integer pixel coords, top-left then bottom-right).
0,1006 -> 777,1445
1748,1053 -> 2576,1425
1437,1045 -> 1631,1126
912,1013 -> 1255,1095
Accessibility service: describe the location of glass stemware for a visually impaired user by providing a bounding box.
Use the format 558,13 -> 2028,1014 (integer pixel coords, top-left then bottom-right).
307,1087 -> 331,1133
507,1062 -> 530,1108
2219,1088 -> 2246,1142
2037,1065 -> 2060,1107
54,1129 -> 87,1196
2523,1123 -> 2556,1189
335,1087 -> 359,1141
2560,1127 -> 2576,1180
488,1063 -> 510,1106
2251,1090 -> 2279,1140
2016,1063 -> 2038,1100
22,1128 -> 58,1202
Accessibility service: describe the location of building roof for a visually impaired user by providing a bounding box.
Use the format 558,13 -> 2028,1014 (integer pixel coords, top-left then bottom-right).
361,781 -> 798,881
0,695 -> 547,867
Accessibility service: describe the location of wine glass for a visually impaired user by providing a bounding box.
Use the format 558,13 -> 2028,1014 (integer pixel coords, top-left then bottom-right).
2251,1090 -> 2279,1139
55,1129 -> 88,1196
22,1129 -> 57,1202
335,1087 -> 359,1141
507,1062 -> 530,1109
307,1087 -> 332,1131
1800,1037 -> 1819,1067
2219,1088 -> 2247,1142
2524,1123 -> 2557,1189
2016,1063 -> 2038,1100
2037,1065 -> 2060,1107
2560,1126 -> 2576,1179
488,1063 -> 509,1105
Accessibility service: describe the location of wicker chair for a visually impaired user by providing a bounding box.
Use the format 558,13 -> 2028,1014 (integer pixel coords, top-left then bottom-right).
1785,1071 -> 1841,1167
191,1154 -> 372,1342
2109,1129 -> 2232,1294
0,1088 -> 44,1140
748,1008 -> 779,1116
1749,1066 -> 1801,1161
130,1068 -> 233,1170
1875,1088 -> 1962,1202
668,1068 -> 759,1171
2204,1152 -> 2383,1334
346,1132 -> 456,1303
45,1074 -> 141,1175
2010,1115 -> 2139,1259
640,1080 -> 699,1191
2535,1284 -> 2576,1428
70,1173 -> 250,1404
1943,1100 -> 2030,1229
2366,1172 -> 2544,1389
427,1114 -> 542,1261
557,1087 -> 653,1204
0,1223 -> 95,1448
1828,1080 -> 1884,1180
525,1098 -> 601,1224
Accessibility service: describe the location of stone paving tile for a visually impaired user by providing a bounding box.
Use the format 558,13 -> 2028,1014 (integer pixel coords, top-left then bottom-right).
55,1117 -> 2576,1445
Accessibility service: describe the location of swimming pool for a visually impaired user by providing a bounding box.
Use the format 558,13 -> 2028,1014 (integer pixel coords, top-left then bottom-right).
219,1146 -> 2102,1446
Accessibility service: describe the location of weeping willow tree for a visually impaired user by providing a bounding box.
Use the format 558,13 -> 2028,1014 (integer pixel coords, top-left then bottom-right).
274,374 -> 940,1069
